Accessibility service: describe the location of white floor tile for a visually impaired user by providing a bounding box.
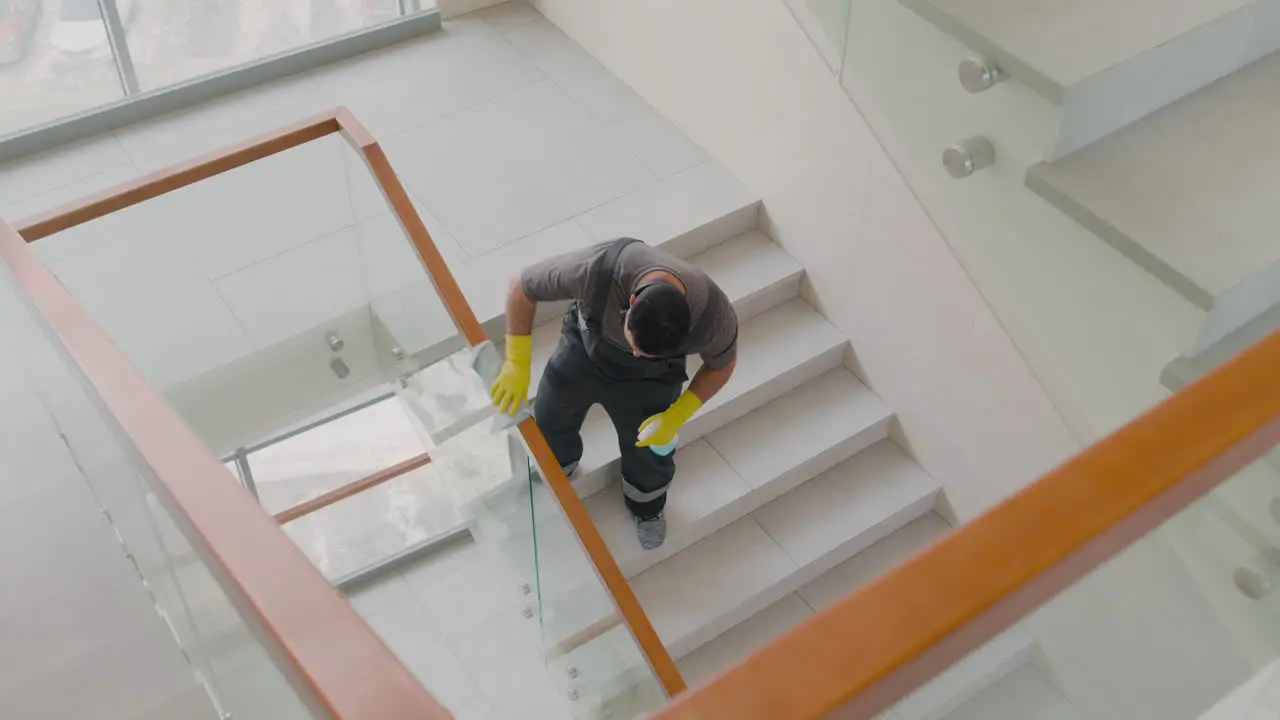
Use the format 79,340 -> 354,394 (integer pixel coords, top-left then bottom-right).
450,609 -> 572,720
408,545 -> 529,639
168,138 -> 356,280
363,595 -> 482,710
346,574 -> 419,617
114,73 -> 339,172
676,593 -> 814,687
752,442 -> 940,567
475,1 -> 544,32
356,207 -> 470,302
576,160 -> 757,255
318,30 -> 544,138
0,136 -> 132,209
385,80 -> 654,255
1,163 -> 139,227
500,19 -> 707,175
631,517 -> 797,648
500,19 -> 651,125
214,226 -> 367,349
604,101 -> 709,176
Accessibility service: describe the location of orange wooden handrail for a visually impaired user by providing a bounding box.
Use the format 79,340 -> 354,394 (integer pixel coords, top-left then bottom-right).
12,107 -> 686,700
0,219 -> 450,715
274,451 -> 433,525
654,326 -> 1280,719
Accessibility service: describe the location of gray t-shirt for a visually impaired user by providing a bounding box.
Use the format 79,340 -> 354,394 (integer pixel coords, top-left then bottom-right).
521,240 -> 739,369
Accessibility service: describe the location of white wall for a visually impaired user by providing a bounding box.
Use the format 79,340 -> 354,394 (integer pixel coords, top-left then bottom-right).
526,0 -> 1250,714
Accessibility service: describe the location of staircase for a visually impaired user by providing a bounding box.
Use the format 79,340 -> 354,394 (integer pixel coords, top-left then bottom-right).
418,149 -> 1043,706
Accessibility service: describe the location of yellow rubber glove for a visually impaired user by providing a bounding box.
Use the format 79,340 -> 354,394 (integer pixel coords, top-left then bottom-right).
636,390 -> 703,447
490,334 -> 532,416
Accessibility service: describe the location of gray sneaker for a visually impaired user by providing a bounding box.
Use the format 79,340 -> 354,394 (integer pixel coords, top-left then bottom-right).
635,512 -> 667,550
531,461 -> 579,485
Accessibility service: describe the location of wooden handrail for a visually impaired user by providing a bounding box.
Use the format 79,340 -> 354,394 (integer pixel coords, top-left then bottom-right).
336,108 -> 687,696
274,451 -> 433,525
654,327 -> 1280,719
11,106 -> 686,701
0,219 -> 449,716
17,111 -> 341,241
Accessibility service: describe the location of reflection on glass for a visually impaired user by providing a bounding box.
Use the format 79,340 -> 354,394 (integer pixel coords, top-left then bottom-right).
248,396 -> 426,514
0,0 -> 126,137
4,246 -> 316,718
127,0 -> 411,93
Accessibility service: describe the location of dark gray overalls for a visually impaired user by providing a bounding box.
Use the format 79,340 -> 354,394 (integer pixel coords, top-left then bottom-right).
532,238 -> 714,518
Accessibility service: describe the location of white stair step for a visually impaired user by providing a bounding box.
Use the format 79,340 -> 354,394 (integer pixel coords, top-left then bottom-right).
1026,52 -> 1280,310
903,0 -> 1280,156
546,298 -> 848,498
586,369 -> 892,578
635,441 -> 942,659
892,625 -> 1037,720
677,512 -> 950,686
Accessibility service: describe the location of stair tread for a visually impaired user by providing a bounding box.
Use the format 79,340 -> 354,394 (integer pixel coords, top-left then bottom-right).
634,441 -> 940,655
707,369 -> 889,490
1027,51 -> 1280,308
536,298 -> 847,488
907,0 -> 1258,92
752,442 -> 941,569
586,369 -> 892,577
678,513 -> 950,687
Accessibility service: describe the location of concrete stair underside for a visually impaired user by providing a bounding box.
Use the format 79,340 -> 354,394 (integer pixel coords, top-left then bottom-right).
902,0 -> 1280,157
1026,51 -> 1280,311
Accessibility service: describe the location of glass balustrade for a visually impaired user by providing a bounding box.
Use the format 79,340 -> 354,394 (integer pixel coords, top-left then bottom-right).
786,0 -> 1206,446
19,120 -> 675,717
0,0 -> 435,142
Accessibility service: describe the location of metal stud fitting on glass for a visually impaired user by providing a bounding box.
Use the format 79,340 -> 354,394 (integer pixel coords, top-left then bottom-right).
567,667 -> 580,680
943,136 -> 996,178
958,55 -> 1006,93
325,331 -> 344,352
519,582 -> 532,595
522,605 -> 535,619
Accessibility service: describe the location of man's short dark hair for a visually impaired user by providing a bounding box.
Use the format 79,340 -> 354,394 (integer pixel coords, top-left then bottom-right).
627,283 -> 690,356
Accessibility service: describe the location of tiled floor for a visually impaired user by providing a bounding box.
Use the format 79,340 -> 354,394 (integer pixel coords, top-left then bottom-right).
347,538 -> 568,720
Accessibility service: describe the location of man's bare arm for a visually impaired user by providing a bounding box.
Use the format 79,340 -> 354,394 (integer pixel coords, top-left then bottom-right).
506,278 -> 537,336
688,358 -> 735,404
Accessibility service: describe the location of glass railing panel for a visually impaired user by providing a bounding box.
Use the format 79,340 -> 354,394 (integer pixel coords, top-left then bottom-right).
0,1 -> 437,142
128,0 -> 422,94
13,113 -> 679,715
0,0 -> 126,138
879,452 -> 1280,720
0,236 -> 311,719
781,0 -> 1207,445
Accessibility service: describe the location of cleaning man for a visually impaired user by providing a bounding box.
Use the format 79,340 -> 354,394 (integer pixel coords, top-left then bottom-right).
490,237 -> 739,550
